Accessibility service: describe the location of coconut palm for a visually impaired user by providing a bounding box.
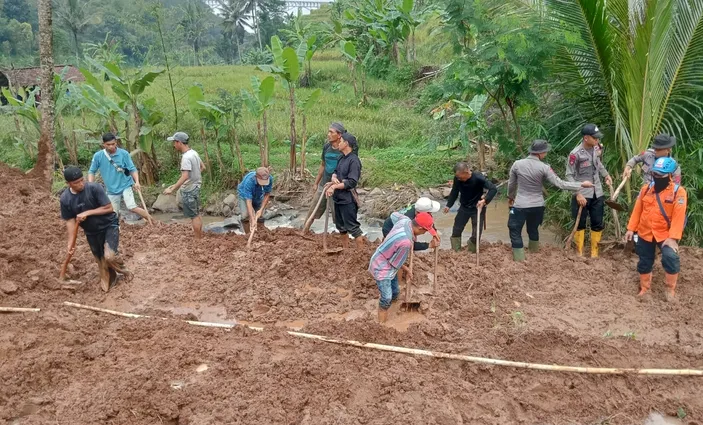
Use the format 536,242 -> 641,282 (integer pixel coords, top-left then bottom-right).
179,0 -> 211,66
547,0 -> 703,165
219,0 -> 252,63
54,0 -> 101,59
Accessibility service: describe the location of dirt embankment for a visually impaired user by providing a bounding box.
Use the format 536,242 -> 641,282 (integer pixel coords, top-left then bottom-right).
2,164 -> 703,425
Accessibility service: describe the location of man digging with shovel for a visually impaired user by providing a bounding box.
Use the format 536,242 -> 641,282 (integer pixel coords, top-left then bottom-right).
369,211 -> 436,323
626,158 -> 687,302
382,197 -> 441,251
624,133 -> 681,186
60,166 -> 132,292
238,167 -> 273,235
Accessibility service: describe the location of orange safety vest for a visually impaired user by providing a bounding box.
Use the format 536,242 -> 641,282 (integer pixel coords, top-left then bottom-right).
627,182 -> 687,243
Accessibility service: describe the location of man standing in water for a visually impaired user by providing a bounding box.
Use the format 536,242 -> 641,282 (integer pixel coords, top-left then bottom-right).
163,132 -> 205,239
303,122 -> 357,233
60,166 -> 131,292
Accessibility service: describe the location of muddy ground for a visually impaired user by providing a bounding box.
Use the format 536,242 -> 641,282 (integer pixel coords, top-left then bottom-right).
2,163 -> 703,425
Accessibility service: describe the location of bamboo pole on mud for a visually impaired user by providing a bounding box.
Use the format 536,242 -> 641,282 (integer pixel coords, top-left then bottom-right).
0,307 -> 41,313
61,302 -> 703,377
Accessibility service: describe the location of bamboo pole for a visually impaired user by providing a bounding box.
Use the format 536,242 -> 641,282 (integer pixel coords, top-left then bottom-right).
61,302 -> 703,376
0,307 -> 41,313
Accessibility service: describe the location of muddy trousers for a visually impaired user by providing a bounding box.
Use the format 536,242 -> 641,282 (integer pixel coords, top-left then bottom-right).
636,238 -> 680,274
507,206 -> 545,249
376,276 -> 400,310
571,195 -> 605,231
451,205 -> 485,244
334,202 -> 363,238
86,226 -> 129,285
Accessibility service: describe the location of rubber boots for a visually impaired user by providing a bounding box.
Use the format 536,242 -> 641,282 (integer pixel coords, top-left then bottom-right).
378,309 -> 388,323
573,230 -> 585,256
638,273 -> 652,296
466,239 -> 477,253
665,273 -> 678,302
450,237 -> 462,252
590,230 -> 603,258
528,240 -> 539,253
512,248 -> 526,262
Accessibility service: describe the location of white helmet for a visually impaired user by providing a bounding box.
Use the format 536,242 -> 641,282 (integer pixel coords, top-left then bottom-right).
415,197 -> 441,213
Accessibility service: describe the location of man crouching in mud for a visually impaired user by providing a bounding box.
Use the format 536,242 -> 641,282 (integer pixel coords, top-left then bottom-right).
60,166 -> 132,292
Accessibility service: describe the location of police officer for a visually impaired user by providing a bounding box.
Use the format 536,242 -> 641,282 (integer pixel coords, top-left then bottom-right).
625,157 -> 687,301
507,140 -> 593,261
623,133 -> 681,185
566,124 -> 613,258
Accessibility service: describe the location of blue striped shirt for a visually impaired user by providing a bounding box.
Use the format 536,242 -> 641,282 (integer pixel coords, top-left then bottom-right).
368,212 -> 413,280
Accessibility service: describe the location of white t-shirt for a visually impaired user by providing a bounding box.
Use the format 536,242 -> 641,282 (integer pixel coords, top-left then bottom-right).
180,149 -> 203,192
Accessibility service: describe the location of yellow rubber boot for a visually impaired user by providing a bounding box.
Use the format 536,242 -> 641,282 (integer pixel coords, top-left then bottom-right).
573,230 -> 585,256
590,230 -> 603,258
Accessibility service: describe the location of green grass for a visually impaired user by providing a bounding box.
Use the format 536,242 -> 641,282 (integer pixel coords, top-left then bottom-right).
0,60 -> 464,190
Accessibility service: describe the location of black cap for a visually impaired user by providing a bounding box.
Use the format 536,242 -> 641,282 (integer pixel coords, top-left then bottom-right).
341,132 -> 359,154
581,124 -> 603,139
63,166 -> 83,182
529,139 -> 550,154
102,132 -> 119,143
652,133 -> 676,149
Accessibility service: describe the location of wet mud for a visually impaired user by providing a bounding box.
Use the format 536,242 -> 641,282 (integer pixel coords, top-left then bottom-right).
2,164 -> 703,425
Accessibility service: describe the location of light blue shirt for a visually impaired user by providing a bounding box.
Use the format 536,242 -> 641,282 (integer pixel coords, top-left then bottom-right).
237,171 -> 273,204
88,148 -> 137,195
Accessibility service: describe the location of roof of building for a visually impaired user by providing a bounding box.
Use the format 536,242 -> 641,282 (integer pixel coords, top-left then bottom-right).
0,65 -> 85,87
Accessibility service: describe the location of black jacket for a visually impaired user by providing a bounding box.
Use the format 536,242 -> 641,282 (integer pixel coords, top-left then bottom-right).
332,152 -> 362,205
446,171 -> 497,209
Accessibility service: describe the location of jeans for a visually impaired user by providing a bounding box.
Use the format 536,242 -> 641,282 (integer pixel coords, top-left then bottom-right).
636,238 -> 680,274
451,204 -> 486,243
376,276 -> 400,310
507,206 -> 545,249
571,195 -> 605,231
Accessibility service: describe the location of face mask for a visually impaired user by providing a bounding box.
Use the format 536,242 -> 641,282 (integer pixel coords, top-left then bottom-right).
653,176 -> 670,193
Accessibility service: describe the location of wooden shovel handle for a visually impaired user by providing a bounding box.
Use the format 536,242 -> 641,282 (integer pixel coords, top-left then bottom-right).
136,187 -> 154,225
564,206 -> 583,249
59,223 -> 80,279
611,177 -> 629,201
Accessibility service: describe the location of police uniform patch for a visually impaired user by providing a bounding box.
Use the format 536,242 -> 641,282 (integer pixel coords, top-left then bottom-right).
581,161 -> 590,167
678,198 -> 685,205
569,154 -> 576,166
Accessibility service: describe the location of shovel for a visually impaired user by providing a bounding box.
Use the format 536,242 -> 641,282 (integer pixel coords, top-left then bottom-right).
246,210 -> 262,249
476,204 -> 483,266
606,182 -> 622,240
135,186 -> 154,225
432,246 -> 439,293
564,205 -> 583,249
59,223 -> 80,280
322,197 -> 343,255
403,245 -> 415,311
605,178 -> 628,212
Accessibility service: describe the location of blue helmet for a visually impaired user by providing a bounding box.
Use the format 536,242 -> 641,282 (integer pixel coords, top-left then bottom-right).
651,157 -> 678,174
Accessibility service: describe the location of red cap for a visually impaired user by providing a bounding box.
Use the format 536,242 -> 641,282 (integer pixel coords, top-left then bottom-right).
414,212 -> 437,237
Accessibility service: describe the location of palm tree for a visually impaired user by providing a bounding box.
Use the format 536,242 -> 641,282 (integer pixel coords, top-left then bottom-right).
179,0 -> 211,66
54,0 -> 101,60
547,0 -> 703,165
219,0 -> 252,63
32,0 -> 55,188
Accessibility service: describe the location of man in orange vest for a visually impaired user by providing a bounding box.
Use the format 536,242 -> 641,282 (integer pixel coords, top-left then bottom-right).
625,157 -> 687,301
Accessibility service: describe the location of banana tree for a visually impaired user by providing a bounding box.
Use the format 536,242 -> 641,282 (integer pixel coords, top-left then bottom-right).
451,95 -> 488,169
259,35 -> 301,173
241,75 -> 275,166
341,41 -> 374,106
216,89 -> 246,175
0,87 -> 39,159
297,88 -> 321,174
136,98 -> 164,170
199,100 -> 228,172
280,14 -> 321,86
187,85 -> 216,177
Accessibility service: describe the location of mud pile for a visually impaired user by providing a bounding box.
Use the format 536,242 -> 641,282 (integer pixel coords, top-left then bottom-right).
2,165 -> 703,424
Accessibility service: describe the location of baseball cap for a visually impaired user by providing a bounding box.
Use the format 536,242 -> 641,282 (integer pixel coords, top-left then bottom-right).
255,167 -> 271,186
581,124 -> 603,139
529,139 -> 550,154
415,197 -> 440,213
102,132 -> 119,143
414,212 -> 437,237
167,132 -> 189,143
63,166 -> 83,182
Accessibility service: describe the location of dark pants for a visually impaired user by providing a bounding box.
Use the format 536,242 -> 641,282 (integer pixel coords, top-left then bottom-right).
636,238 -> 680,274
571,195 -> 605,231
86,226 -> 120,259
507,206 -> 545,249
334,202 -> 363,238
452,205 -> 486,243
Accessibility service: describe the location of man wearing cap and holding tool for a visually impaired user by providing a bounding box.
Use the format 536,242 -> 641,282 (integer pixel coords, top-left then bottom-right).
303,122 -> 358,233
88,132 -> 151,224
443,162 -> 497,253
508,140 -> 594,261
238,167 -> 274,234
624,133 -> 681,185
326,131 -> 364,248
60,166 -> 132,292
163,132 -> 205,239
566,124 -> 613,258
626,157 -> 687,302
382,197 -> 441,251
369,211 -> 437,323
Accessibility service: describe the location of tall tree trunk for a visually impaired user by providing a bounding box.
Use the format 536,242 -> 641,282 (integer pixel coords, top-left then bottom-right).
288,84 -> 297,174
31,0 -> 56,188
263,110 -> 270,167
506,97 -> 523,153
156,12 -> 179,127
194,42 -> 201,67
214,127 -> 225,171
229,127 -> 245,174
254,0 -> 262,50
360,74 -> 369,106
235,34 -> 243,64
73,30 -> 80,61
349,62 -> 358,98
199,125 -> 213,178
301,113 -> 307,176
257,120 -> 265,166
